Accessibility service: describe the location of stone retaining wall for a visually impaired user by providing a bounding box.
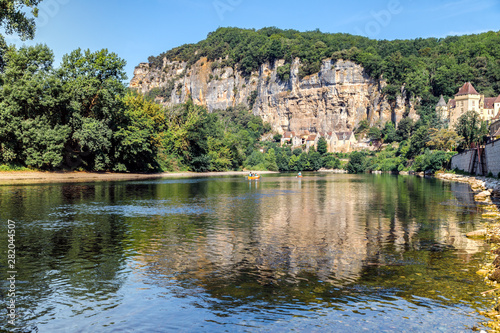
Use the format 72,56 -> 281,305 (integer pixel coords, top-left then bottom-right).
451,139 -> 500,177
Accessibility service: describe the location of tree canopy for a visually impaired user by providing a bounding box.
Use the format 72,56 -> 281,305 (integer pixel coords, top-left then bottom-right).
0,0 -> 44,70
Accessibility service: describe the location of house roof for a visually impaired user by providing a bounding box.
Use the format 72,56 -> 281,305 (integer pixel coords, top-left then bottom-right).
297,130 -> 309,135
306,134 -> 317,141
455,82 -> 479,96
283,131 -> 295,139
495,95 -> 500,104
335,131 -> 353,139
484,97 -> 496,109
448,99 -> 456,108
436,95 -> 447,107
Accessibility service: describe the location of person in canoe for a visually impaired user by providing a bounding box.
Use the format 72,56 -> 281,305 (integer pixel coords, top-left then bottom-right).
298,172 -> 302,178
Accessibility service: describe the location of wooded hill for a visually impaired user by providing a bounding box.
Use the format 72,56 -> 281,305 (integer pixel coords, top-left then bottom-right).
148,27 -> 500,107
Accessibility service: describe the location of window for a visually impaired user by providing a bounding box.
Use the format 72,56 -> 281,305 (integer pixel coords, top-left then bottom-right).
472,101 -> 475,106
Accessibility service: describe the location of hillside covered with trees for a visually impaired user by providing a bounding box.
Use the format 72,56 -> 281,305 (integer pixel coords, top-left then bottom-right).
149,27 -> 500,107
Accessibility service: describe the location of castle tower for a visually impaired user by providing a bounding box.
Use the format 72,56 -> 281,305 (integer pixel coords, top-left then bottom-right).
450,82 -> 481,128
435,95 -> 448,124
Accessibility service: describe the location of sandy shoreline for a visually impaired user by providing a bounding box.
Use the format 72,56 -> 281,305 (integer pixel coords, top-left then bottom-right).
0,170 -> 278,185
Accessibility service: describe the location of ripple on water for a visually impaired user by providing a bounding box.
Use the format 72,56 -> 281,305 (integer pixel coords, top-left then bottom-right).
47,201 -> 212,220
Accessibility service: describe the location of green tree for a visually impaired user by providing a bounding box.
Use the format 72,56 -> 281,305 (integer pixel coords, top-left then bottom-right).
113,92 -> 165,172
454,111 -> 489,149
347,151 -> 366,174
382,121 -> 396,143
412,149 -> 453,173
355,119 -> 370,137
308,150 -> 322,171
0,0 -> 43,70
368,127 -> 383,141
0,0 -> 42,40
426,128 -> 462,151
317,137 -> 328,155
298,152 -> 310,171
20,117 -> 70,169
288,154 -> 300,171
276,149 -> 290,171
245,150 -> 265,168
0,44 -> 69,167
407,126 -> 430,158
322,153 -> 340,169
207,136 -> 232,171
265,148 -> 278,171
396,118 -> 414,142
59,48 -> 128,171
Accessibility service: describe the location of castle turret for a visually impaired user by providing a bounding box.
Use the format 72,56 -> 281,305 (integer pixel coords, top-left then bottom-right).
436,95 -> 449,125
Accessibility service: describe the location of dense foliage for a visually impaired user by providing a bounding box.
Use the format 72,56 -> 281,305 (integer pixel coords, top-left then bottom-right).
0,45 -> 167,171
454,111 -> 489,149
149,27 -> 500,106
0,0 -> 43,72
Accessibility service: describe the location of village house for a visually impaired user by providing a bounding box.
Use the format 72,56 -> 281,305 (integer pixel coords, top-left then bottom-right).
305,134 -> 319,151
280,131 -> 295,146
329,131 -> 357,153
291,133 -> 303,147
437,82 -> 500,127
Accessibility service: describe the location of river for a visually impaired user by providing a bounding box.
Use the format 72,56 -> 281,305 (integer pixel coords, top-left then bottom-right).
0,173 -> 492,332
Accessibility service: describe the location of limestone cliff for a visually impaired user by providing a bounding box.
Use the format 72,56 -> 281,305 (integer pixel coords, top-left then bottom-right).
130,57 -> 418,133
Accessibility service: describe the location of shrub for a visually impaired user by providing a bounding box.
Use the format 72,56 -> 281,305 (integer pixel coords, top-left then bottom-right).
277,63 -> 291,82
347,151 -> 366,174
412,150 -> 450,173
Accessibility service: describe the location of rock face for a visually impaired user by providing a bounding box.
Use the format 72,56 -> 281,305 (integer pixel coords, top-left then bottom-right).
130,57 -> 418,133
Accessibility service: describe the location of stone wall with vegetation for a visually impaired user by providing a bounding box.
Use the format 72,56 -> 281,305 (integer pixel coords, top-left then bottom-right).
451,139 -> 500,176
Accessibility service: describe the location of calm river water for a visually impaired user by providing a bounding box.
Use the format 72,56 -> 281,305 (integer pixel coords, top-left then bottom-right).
0,173 -> 494,332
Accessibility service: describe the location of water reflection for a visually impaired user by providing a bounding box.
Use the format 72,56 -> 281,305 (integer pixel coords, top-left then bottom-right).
0,174 -> 491,332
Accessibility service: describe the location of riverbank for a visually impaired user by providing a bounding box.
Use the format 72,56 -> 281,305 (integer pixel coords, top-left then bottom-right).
0,170 -> 278,185
435,172 -> 500,331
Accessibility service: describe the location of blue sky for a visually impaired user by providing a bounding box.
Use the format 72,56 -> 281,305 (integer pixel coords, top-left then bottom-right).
4,0 -> 500,82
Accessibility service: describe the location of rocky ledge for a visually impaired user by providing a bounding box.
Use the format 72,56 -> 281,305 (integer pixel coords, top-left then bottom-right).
435,172 -> 500,331
435,172 -> 500,200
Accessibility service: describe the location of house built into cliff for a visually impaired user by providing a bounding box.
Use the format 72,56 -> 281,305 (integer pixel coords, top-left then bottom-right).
305,134 -> 319,151
281,130 -> 357,153
437,82 -> 500,128
329,132 -> 357,153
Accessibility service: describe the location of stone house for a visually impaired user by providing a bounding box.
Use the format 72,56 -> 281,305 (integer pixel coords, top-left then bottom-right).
281,131 -> 295,146
291,134 -> 303,147
329,131 -> 357,153
305,134 -> 319,151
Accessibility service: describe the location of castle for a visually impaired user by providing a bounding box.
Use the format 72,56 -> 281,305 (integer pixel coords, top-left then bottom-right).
436,82 -> 500,127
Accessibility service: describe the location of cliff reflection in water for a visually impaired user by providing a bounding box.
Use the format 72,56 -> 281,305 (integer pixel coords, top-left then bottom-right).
133,174 -> 486,303
0,174 -> 491,332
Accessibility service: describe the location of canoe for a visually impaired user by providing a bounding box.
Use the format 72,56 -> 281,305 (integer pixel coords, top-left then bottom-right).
248,176 -> 260,180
